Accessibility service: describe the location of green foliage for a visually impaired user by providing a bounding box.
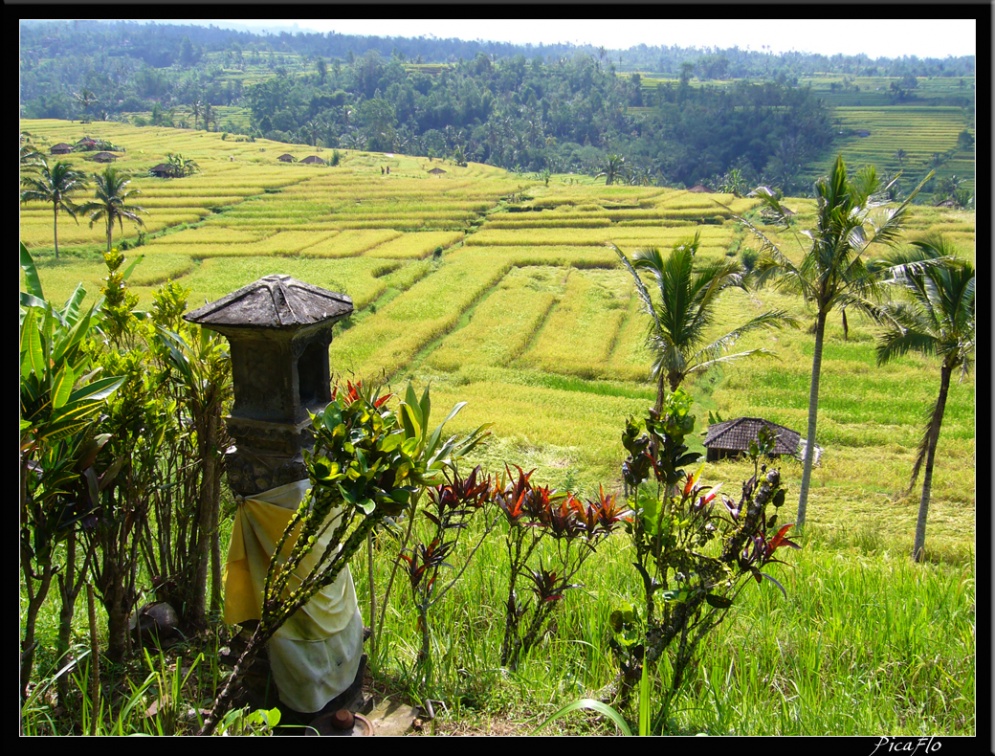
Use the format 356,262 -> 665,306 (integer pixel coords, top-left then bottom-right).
81,166 -> 147,253
214,706 -> 281,736
166,152 -> 199,177
20,157 -> 90,260
613,234 -> 791,410
875,237 -> 974,561
201,381 -> 489,734
744,154 -> 933,529
19,243 -> 124,699
617,389 -> 796,731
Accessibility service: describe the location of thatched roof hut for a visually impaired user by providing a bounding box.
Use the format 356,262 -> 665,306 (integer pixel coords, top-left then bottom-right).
91,151 -> 118,163
688,184 -> 710,193
50,143 -> 72,155
150,163 -> 181,178
427,167 -> 447,175
277,153 -> 296,163
301,155 -> 325,165
702,418 -> 802,462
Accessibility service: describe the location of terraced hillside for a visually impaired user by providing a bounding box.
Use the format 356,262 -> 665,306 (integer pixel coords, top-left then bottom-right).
800,106 -> 975,194
20,120 -> 975,558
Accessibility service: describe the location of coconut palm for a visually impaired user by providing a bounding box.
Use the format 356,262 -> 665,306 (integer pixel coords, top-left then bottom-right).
875,237 -> 974,562
613,233 -> 792,414
20,157 -> 90,260
74,88 -> 99,124
743,154 -> 933,529
82,166 -> 146,252
597,153 -> 625,186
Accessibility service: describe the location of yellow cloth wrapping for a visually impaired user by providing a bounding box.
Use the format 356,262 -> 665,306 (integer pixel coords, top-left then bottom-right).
223,479 -> 363,713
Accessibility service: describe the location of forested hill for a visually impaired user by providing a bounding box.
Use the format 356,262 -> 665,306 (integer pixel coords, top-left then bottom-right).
19,20 -> 975,195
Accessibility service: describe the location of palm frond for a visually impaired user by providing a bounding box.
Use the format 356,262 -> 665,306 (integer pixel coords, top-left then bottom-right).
684,347 -> 776,377
611,243 -> 662,336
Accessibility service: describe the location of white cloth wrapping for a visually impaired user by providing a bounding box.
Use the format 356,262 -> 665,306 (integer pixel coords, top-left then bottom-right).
223,479 -> 363,713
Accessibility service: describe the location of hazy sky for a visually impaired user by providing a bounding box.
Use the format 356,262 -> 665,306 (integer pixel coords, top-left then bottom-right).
190,18 -> 977,59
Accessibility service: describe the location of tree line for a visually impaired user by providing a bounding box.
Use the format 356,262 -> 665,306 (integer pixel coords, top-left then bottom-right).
19,20 -> 975,194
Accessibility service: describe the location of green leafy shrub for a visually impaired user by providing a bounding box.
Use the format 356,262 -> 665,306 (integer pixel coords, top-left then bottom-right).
618,389 -> 798,730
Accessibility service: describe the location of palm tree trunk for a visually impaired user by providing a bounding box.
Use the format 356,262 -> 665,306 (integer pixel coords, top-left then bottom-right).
654,371 -> 667,415
52,205 -> 60,260
106,221 -> 113,253
797,310 -> 827,529
913,363 -> 952,562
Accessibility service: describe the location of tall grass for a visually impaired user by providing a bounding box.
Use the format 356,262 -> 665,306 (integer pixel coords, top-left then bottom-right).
355,507 -> 975,735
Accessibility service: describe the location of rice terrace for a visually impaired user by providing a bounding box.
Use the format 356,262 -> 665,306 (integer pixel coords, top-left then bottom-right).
19,20 -> 976,739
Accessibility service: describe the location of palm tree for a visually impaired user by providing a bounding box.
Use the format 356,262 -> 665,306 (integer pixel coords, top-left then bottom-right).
598,153 -> 625,186
613,233 -> 792,414
875,237 -> 974,562
743,154 -> 933,529
20,133 -> 42,167
81,167 -> 146,253
20,158 -> 89,260
74,88 -> 99,123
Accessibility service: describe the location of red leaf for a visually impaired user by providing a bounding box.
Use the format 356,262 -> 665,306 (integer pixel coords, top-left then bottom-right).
768,523 -> 800,554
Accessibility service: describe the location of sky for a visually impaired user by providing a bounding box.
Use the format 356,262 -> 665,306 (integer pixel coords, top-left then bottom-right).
175,18 -> 979,60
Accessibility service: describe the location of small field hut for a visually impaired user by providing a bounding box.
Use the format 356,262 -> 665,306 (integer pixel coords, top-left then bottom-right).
150,163 -> 181,178
702,417 -> 801,462
91,151 -> 117,163
50,143 -> 72,155
301,155 -> 325,165
277,153 -> 296,163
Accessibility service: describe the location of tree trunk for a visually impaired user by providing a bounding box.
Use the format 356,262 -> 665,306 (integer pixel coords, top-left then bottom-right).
913,364 -> 952,562
654,371 -> 667,415
190,410 -> 219,627
797,310 -> 827,530
52,206 -> 60,260
57,530 -> 97,707
103,565 -> 133,663
209,458 -> 224,615
106,222 -> 113,253
56,530 -> 77,707
20,559 -> 54,702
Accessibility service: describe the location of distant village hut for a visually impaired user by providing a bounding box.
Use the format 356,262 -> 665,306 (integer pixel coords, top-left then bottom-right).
277,153 -> 296,163
149,163 -> 181,178
301,155 -> 325,165
91,151 -> 117,163
50,143 -> 72,155
688,184 -> 710,193
703,417 -> 802,462
427,167 -> 447,175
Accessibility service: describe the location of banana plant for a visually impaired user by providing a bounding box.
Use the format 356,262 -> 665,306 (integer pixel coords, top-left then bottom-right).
19,243 -> 123,701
